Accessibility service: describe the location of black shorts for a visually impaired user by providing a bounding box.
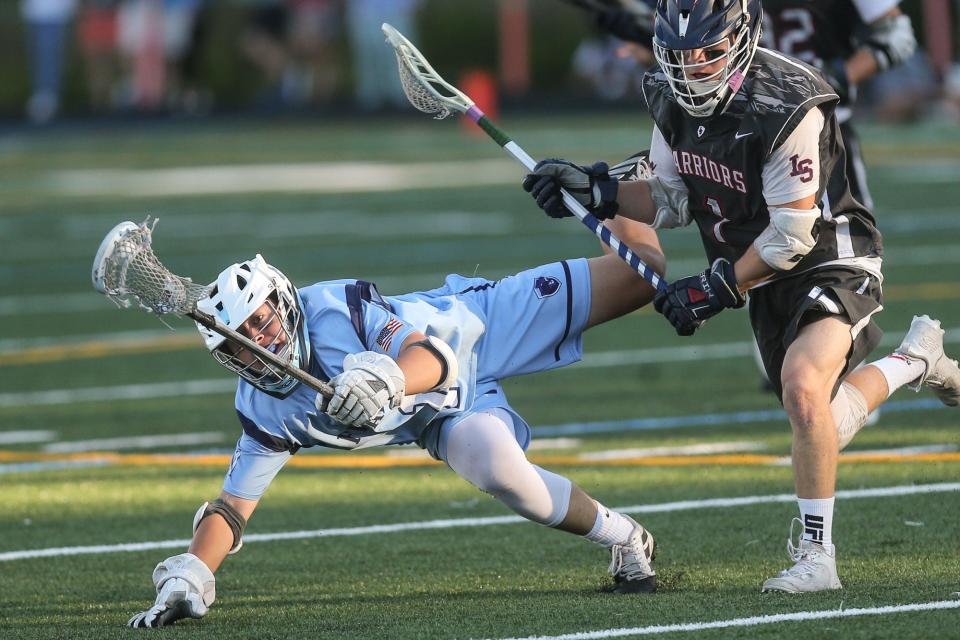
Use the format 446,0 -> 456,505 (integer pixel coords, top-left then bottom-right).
749,266 -> 884,401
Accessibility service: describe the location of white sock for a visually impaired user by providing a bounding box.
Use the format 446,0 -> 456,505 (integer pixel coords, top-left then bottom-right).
583,501 -> 636,548
869,354 -> 927,397
797,497 -> 835,553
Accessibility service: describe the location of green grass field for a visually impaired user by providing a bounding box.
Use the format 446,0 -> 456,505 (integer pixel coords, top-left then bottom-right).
1,113 -> 958,639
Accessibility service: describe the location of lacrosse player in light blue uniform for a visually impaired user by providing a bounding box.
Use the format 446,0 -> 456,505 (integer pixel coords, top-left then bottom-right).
127,219 -> 667,628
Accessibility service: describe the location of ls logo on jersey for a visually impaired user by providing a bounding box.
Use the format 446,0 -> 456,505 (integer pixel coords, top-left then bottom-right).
534,276 -> 561,299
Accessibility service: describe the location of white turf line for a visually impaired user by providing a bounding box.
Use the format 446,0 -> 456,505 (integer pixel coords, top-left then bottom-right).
491,600 -> 960,640
3,329 -> 959,409
42,432 -> 225,453
1,482 -> 956,563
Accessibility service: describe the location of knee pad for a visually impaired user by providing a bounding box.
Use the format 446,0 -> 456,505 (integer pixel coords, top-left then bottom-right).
832,382 -> 869,450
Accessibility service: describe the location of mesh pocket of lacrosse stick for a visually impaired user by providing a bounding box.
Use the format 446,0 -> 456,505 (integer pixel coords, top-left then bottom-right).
92,217 -> 209,316
383,23 -> 473,120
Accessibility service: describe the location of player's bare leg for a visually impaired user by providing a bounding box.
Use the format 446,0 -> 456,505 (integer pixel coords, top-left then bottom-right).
831,315 -> 960,449
763,317 -> 850,593
586,218 -> 665,329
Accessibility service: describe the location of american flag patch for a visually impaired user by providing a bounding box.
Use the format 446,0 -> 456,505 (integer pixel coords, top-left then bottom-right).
376,318 -> 404,351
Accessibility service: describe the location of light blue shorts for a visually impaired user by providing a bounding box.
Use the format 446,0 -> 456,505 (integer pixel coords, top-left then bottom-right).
419,258 -> 593,460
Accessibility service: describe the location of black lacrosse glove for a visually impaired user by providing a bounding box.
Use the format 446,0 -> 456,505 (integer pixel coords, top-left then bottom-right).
653,258 -> 744,336
522,159 -> 620,220
595,8 -> 654,47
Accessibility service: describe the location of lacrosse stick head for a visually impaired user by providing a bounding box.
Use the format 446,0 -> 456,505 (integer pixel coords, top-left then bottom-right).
382,23 -> 475,120
194,255 -> 311,397
92,217 -> 209,316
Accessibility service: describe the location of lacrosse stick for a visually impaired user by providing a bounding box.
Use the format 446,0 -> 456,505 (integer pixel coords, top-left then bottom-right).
91,217 -> 335,399
382,24 -> 664,292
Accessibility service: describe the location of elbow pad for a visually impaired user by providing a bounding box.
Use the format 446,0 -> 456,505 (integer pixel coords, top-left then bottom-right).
753,206 -> 820,271
409,336 -> 459,391
864,14 -> 916,71
646,176 -> 692,229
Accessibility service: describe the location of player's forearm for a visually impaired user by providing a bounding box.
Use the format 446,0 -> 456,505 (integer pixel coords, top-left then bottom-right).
188,492 -> 258,573
845,47 -> 880,86
397,332 -> 445,394
188,514 -> 234,573
734,245 -> 775,291
614,180 -> 659,225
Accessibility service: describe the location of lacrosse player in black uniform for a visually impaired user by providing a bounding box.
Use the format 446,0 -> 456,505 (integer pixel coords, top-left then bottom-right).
523,0 -> 960,592
592,0 -> 917,389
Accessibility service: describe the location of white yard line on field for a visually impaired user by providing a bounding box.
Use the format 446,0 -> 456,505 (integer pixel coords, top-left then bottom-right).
0,430 -> 57,444
0,482 -> 956,562
491,600 -> 960,640
43,432 -> 225,453
46,159 -> 523,198
3,329 -> 958,408
579,441 -> 768,461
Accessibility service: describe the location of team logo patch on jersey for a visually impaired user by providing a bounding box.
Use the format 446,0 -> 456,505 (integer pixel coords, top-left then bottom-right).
376,318 -> 404,351
697,125 -> 705,138
534,276 -> 561,299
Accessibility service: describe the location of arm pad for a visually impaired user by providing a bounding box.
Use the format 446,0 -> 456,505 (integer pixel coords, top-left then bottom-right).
408,336 -> 459,391
193,498 -> 247,555
646,176 -> 692,229
863,13 -> 916,71
753,206 -> 820,271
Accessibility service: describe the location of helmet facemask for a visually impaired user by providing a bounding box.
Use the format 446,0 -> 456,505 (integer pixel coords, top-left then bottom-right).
195,255 -> 310,398
211,291 -> 304,393
653,2 -> 762,117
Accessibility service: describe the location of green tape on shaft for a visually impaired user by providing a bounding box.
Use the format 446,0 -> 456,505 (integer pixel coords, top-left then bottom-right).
476,116 -> 511,147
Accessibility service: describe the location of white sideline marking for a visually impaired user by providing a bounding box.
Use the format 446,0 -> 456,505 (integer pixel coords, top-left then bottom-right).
1,482 -> 955,562
3,238 -> 960,317
0,460 -> 110,474
47,159 -> 522,198
492,600 -> 960,640
0,379 -> 236,408
580,441 -> 767,461
5,329 -> 958,408
0,430 -> 57,444
771,444 -> 959,466
43,432 -> 225,453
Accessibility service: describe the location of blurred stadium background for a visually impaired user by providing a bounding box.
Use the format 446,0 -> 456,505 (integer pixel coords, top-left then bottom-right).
1,1 -> 959,639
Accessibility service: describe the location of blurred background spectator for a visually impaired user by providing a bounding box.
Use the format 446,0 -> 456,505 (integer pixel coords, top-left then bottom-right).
77,0 -> 118,113
0,0 -> 957,123
21,0 -> 78,123
345,0 -> 421,112
241,0 -> 341,110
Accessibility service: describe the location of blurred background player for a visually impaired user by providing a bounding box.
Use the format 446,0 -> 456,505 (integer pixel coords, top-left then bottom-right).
523,0 -> 959,593
126,223 -> 666,627
761,0 -> 917,210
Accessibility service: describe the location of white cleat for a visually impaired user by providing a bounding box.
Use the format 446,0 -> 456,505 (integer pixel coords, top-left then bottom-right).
608,516 -> 657,593
762,519 -> 842,593
896,315 -> 960,407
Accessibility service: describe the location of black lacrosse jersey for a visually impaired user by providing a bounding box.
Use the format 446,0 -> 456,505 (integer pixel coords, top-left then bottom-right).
642,47 -> 882,280
760,0 -> 891,107
761,0 -> 864,69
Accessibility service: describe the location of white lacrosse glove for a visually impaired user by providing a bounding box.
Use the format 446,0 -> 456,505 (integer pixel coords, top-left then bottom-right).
127,553 -> 215,628
322,351 -> 405,429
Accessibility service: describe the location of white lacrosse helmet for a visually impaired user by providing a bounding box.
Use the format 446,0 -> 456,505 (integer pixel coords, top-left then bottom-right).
195,255 -> 310,397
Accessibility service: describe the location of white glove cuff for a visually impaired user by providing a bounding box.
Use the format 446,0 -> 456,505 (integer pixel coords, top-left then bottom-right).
152,553 -> 216,607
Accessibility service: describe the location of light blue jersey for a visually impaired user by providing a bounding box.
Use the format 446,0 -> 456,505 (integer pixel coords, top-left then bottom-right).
223,258 -> 592,500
